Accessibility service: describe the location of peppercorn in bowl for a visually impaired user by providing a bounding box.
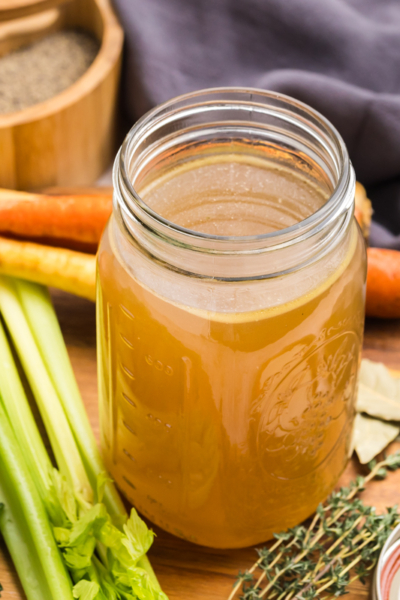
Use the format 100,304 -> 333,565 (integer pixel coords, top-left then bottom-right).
0,0 -> 123,189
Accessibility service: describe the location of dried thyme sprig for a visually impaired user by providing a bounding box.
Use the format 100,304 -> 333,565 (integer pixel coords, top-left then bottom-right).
229,452 -> 400,600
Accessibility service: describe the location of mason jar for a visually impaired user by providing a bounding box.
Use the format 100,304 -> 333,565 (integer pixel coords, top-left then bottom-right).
96,88 -> 366,549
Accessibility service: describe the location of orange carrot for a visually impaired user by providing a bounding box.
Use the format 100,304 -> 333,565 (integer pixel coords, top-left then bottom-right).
0,236 -> 96,301
0,189 -> 112,251
366,247 -> 400,318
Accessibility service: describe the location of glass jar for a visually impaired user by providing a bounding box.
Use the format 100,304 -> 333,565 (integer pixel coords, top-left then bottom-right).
97,88 -> 366,549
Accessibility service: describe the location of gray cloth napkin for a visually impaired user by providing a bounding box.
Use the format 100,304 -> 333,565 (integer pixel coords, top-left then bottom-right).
113,0 -> 400,247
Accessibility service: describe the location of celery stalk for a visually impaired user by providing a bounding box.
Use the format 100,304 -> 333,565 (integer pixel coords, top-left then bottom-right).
0,401 -> 73,600
0,320 -> 52,501
0,323 -> 121,599
0,277 -> 167,599
15,279 -> 162,591
14,279 -> 124,520
0,277 -> 93,504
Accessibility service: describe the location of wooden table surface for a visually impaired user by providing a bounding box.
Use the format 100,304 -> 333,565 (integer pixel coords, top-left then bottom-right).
1,291 -> 400,600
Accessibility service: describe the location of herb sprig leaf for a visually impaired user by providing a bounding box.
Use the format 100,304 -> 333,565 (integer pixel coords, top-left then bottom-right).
229,453 -> 400,600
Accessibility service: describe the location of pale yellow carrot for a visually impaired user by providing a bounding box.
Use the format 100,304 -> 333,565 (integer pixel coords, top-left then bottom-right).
0,236 -> 96,301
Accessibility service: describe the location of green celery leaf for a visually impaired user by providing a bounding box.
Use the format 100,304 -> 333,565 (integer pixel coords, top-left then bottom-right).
98,581 -> 121,600
96,518 -> 124,549
90,558 -> 121,600
126,567 -> 167,600
64,537 -> 97,570
51,469 -> 79,525
69,504 -> 108,547
72,580 -> 101,600
110,559 -> 166,600
122,509 -> 155,564
54,527 -> 72,546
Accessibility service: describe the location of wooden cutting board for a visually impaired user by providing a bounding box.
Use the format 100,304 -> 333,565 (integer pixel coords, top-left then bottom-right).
1,289 -> 400,600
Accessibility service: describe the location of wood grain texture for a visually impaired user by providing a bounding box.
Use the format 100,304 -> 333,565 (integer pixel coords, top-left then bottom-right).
0,299 -> 399,600
0,0 -> 69,22
0,0 -> 123,189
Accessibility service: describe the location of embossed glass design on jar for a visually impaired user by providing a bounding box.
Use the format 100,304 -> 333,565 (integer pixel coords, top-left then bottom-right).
97,88 -> 366,549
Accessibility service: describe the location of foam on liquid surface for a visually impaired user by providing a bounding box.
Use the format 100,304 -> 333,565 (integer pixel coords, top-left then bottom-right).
139,153 -> 330,237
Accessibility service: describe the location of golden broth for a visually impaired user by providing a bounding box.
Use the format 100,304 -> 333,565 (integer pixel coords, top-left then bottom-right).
97,152 -> 365,548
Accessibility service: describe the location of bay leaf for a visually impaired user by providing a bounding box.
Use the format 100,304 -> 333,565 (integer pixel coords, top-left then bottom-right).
352,413 -> 400,464
356,359 -> 400,421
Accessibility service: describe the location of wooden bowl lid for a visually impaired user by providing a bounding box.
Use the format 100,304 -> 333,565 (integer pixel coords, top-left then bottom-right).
0,0 -> 70,21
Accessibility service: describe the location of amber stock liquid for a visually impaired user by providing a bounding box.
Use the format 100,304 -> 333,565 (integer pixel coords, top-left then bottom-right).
97,148 -> 365,548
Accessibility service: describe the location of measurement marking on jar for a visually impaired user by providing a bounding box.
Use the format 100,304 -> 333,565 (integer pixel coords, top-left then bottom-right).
106,302 -> 118,463
120,333 -> 134,349
180,356 -> 193,511
123,448 -> 136,462
121,362 -> 135,379
147,414 -> 162,425
147,495 -> 160,505
123,420 -> 136,435
122,392 -> 136,408
119,304 -> 135,321
147,413 -> 173,431
123,476 -> 136,490
145,354 -> 174,376
158,474 -> 173,488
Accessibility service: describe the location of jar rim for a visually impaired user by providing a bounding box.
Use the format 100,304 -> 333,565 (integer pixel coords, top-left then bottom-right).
116,86 -> 353,249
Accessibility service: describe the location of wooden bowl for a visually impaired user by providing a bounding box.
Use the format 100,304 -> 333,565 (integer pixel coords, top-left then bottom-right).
0,0 -> 69,21
0,0 -> 123,189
